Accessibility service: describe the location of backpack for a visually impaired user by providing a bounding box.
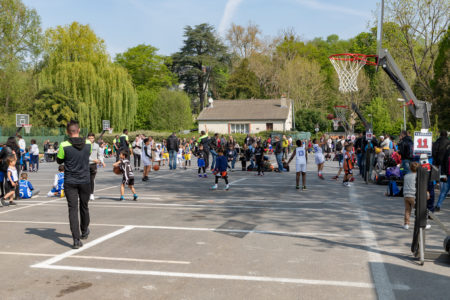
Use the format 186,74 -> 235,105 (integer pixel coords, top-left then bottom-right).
335,140 -> 343,152
386,166 -> 401,178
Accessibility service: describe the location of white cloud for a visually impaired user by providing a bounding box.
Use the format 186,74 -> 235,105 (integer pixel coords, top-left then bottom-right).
218,0 -> 244,35
294,0 -> 369,18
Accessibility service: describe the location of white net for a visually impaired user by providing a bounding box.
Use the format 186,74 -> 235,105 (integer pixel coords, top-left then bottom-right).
329,54 -> 376,93
108,128 -> 113,134
330,58 -> 366,93
24,125 -> 32,134
332,119 -> 340,130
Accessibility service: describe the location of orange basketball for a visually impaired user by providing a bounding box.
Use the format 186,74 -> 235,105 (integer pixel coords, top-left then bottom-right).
113,166 -> 122,175
152,165 -> 160,171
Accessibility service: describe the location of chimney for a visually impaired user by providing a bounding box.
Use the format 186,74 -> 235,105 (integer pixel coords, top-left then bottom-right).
280,95 -> 287,108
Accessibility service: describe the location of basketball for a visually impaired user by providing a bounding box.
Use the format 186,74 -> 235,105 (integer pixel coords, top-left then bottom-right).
113,165 -> 122,175
153,165 -> 160,171
327,113 -> 334,120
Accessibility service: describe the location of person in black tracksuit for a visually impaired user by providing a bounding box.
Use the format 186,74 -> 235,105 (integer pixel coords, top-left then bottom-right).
254,141 -> 265,175
57,120 -> 92,249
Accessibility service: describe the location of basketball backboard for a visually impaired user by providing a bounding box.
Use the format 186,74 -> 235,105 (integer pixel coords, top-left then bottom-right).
16,114 -> 29,127
376,0 -> 385,64
102,120 -> 110,131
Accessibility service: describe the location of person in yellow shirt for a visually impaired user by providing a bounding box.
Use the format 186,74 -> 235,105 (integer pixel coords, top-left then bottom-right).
282,135 -> 289,160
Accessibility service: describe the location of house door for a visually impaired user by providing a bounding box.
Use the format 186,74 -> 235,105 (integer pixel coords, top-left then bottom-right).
266,123 -> 273,131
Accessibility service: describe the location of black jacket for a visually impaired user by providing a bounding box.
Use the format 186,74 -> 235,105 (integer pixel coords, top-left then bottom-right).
398,136 -> 414,160
56,137 -> 91,185
432,136 -> 450,166
274,141 -> 282,154
167,135 -> 179,151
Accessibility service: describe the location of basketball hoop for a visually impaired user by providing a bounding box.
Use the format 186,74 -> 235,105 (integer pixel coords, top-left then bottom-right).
329,53 -> 377,93
23,124 -> 32,134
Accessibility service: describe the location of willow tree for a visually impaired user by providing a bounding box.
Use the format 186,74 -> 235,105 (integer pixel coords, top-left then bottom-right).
38,22 -> 137,131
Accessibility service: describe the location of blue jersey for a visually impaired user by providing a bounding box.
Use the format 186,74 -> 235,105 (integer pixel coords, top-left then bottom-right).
54,173 -> 64,191
19,180 -> 34,199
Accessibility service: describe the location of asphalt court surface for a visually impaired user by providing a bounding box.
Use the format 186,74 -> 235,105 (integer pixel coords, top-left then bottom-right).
0,155 -> 449,299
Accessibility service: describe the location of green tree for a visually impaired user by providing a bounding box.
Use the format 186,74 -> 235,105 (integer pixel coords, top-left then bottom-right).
134,87 -> 158,130
149,89 -> 192,131
364,97 -> 402,135
32,87 -> 77,128
295,109 -> 328,133
225,58 -> 260,99
115,44 -> 176,89
39,22 -> 137,131
0,0 -> 42,122
431,26 -> 450,130
172,23 -> 229,111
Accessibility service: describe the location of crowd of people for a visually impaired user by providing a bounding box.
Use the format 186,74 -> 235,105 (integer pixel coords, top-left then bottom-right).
0,120 -> 448,248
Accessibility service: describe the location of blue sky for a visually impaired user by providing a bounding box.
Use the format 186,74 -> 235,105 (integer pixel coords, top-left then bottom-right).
23,0 -> 378,58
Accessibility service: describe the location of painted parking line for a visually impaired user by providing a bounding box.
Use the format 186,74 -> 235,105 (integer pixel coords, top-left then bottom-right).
29,202 -> 358,212
32,225 -> 134,268
349,186 -> 396,300
0,198 -> 61,215
0,220 -> 355,238
0,251 -> 190,265
32,264 -> 409,290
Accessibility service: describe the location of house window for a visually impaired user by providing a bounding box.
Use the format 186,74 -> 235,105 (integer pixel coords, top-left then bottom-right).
266,123 -> 273,131
230,123 -> 249,134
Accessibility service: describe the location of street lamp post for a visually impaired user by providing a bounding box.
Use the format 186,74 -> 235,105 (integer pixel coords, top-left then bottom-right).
368,114 -> 373,128
397,98 -> 406,131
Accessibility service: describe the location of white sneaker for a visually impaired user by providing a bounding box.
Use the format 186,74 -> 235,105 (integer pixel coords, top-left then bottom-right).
90,194 -> 95,201
425,224 -> 431,230
211,184 -> 218,190
343,182 -> 350,187
403,224 -> 409,230
225,184 -> 230,190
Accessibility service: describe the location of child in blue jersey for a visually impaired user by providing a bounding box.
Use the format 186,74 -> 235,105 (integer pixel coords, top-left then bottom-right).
195,144 -> 207,178
19,173 -> 40,199
47,165 -> 65,197
211,148 -> 229,190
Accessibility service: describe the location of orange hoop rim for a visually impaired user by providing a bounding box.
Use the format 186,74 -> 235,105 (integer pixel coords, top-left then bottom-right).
328,53 -> 378,66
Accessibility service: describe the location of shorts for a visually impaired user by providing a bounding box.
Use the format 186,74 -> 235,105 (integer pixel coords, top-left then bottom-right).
296,164 -> 307,173
198,158 -> 205,168
122,178 -> 134,186
6,181 -> 17,193
315,154 -> 324,165
185,154 -> 191,161
163,153 -> 169,159
337,154 -> 344,167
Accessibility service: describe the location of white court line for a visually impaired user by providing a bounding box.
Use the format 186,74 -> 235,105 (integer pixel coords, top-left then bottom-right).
0,220 -> 354,238
31,265 -> 409,290
349,186 -> 396,299
32,225 -> 134,268
0,251 -> 190,264
32,202 -> 357,212
0,198 -> 61,215
228,178 -> 247,185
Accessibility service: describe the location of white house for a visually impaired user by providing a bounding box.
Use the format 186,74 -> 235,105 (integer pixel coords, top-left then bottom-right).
197,98 -> 293,134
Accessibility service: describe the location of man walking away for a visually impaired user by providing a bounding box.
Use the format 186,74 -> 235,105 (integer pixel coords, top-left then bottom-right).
87,133 -> 105,201
57,120 -> 92,249
198,130 -> 210,169
119,129 -> 132,156
274,136 -> 284,172
167,132 -> 179,170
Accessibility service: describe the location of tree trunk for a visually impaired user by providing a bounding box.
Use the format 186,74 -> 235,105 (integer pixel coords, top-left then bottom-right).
199,75 -> 205,111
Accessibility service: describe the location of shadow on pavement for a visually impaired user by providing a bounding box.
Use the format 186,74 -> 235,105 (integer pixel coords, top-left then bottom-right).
25,228 -> 72,248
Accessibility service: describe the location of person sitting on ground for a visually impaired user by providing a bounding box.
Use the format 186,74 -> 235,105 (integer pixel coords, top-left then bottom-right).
47,165 -> 65,197
19,173 -> 40,199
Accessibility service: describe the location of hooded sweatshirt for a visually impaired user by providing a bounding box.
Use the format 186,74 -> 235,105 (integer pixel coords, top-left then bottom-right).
57,137 -> 91,185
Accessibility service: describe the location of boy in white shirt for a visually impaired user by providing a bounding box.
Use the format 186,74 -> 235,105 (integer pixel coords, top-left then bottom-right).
288,140 -> 308,190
